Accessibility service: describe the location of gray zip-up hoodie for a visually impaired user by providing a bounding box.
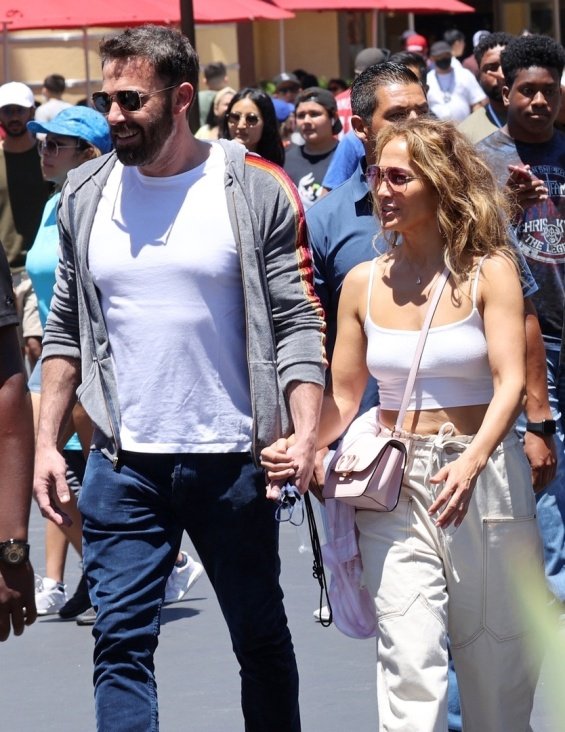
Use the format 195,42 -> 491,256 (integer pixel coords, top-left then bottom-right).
42,139 -> 326,464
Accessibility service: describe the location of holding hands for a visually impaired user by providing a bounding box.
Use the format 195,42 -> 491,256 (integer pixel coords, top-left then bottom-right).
261,438 -> 298,500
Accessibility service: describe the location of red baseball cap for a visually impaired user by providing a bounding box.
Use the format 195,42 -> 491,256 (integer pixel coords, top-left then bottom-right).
405,34 -> 428,53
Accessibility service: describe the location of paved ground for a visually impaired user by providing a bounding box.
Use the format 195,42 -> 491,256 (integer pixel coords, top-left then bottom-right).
1,502 -> 557,731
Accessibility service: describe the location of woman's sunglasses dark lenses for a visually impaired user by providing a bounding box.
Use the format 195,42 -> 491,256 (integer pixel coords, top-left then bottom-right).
227,112 -> 260,126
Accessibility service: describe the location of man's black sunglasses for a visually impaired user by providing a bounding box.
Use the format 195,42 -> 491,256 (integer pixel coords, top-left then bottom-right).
91,84 -> 178,115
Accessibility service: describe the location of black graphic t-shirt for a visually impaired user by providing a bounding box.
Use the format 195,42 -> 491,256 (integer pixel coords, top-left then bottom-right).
478,129 -> 565,348
0,244 -> 17,328
284,143 -> 337,211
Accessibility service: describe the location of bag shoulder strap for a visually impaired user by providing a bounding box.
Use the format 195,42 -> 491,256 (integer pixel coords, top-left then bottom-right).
471,255 -> 488,308
394,267 -> 450,433
365,257 -> 379,321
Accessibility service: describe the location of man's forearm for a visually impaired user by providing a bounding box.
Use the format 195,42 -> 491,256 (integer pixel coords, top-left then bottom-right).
522,299 -> 557,490
287,381 -> 323,444
280,381 -> 323,494
0,371 -> 34,539
36,356 -> 81,449
524,299 -> 552,420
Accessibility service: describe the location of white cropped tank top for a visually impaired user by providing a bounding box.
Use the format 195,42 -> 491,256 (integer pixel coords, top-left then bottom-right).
365,257 -> 494,411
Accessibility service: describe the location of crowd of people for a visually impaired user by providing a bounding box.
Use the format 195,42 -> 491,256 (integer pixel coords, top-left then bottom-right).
0,20 -> 564,732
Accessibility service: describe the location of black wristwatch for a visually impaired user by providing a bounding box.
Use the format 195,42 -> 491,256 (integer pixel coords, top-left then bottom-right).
525,420 -> 557,435
0,539 -> 30,566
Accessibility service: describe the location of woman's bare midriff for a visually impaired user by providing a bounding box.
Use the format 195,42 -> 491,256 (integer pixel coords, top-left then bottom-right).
379,403 -> 489,437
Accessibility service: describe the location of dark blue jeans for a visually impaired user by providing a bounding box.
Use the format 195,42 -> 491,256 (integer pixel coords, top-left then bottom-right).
79,450 -> 300,732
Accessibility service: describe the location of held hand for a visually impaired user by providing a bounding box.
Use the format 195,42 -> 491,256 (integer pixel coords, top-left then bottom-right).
286,437 -> 317,496
506,165 -> 548,207
308,447 -> 329,504
524,432 -> 557,493
0,563 -> 37,641
260,438 -> 297,501
33,446 -> 73,526
428,455 -> 480,529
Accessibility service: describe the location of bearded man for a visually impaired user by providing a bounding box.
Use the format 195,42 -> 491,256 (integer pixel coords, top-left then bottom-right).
0,82 -> 50,368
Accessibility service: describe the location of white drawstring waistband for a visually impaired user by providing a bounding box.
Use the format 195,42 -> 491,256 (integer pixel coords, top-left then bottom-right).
422,422 -> 473,584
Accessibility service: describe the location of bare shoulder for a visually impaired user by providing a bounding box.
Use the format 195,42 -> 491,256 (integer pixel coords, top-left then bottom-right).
343,253 -> 390,289
343,260 -> 372,289
476,252 -> 522,307
339,260 -> 380,319
479,252 -> 519,279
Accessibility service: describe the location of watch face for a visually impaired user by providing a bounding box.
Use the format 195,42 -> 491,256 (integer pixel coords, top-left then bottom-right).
1,541 -> 29,565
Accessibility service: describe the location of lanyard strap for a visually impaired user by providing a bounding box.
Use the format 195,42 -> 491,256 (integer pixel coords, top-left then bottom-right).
305,491 -> 332,627
486,104 -> 504,129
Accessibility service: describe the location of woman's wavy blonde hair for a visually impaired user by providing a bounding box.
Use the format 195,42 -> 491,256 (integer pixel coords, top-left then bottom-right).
373,117 -> 515,278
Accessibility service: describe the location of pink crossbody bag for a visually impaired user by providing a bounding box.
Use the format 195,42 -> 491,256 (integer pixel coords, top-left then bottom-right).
323,267 -> 450,511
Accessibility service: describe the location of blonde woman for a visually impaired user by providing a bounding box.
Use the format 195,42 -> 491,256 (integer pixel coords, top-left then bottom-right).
195,86 -> 235,140
262,117 -> 543,731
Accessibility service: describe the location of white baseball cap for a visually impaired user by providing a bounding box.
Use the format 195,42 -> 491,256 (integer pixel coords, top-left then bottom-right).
472,30 -> 490,49
0,82 -> 35,109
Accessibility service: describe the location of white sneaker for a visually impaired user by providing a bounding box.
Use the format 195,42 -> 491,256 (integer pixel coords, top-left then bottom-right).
313,606 -> 330,622
164,552 -> 204,605
35,576 -> 68,616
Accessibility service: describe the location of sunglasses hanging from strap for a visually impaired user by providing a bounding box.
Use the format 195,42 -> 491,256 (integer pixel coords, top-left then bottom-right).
276,483 -> 332,627
304,491 -> 332,628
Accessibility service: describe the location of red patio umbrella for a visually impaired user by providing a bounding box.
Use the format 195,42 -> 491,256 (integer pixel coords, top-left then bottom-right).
0,0 -> 292,29
195,0 -> 293,22
0,0 -> 293,98
271,0 -> 473,12
269,0 -> 474,70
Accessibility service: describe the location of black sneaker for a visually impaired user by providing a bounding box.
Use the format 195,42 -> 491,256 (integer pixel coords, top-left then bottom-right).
58,574 -> 92,620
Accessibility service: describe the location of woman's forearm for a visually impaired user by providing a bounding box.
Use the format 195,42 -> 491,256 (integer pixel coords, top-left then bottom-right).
460,378 -> 525,471
316,392 -> 361,450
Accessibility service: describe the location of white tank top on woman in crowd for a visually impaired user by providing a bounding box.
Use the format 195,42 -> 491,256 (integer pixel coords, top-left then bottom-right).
365,256 -> 494,411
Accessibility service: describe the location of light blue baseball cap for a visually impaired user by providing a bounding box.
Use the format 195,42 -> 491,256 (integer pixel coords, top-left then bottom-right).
28,105 -> 112,154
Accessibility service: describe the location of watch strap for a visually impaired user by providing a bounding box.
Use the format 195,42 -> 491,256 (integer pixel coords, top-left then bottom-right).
525,420 -> 557,435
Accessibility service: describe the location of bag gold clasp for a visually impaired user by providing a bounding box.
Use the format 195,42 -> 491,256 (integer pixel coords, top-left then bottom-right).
335,453 -> 358,474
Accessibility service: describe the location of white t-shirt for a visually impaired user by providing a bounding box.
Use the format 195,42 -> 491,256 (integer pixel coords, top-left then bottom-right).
89,143 -> 253,453
426,66 -> 486,122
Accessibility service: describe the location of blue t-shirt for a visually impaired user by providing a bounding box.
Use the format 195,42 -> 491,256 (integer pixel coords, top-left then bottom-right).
26,193 -> 60,329
27,192 -> 81,452
307,160 -> 386,415
321,131 -> 364,191
477,129 -> 565,348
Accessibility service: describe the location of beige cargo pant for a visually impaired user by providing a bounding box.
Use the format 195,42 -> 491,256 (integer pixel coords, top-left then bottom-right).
356,426 -> 543,732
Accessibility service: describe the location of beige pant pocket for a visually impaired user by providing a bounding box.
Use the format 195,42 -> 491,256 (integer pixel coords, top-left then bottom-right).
483,515 -> 541,641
